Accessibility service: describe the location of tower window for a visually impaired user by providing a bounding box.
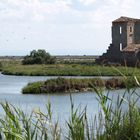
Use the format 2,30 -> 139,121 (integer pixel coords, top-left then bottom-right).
130,26 -> 132,32
120,26 -> 122,34
120,43 -> 122,51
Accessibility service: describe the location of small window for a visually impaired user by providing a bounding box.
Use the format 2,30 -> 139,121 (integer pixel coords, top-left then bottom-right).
120,26 -> 122,34
120,43 -> 123,50
130,26 -> 132,32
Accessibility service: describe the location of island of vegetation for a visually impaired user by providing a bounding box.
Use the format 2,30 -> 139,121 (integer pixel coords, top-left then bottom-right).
22,77 -> 139,94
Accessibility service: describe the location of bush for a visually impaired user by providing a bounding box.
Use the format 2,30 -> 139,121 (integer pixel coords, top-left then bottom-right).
22,81 -> 43,94
0,62 -> 3,70
22,49 -> 56,65
105,78 -> 124,89
22,77 -> 140,94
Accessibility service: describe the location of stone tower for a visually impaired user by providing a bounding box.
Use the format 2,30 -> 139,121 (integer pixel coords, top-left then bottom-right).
96,16 -> 140,65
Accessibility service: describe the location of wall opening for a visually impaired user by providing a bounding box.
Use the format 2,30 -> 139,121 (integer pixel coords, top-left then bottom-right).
120,43 -> 123,51
130,26 -> 132,32
136,51 -> 140,60
120,26 -> 122,34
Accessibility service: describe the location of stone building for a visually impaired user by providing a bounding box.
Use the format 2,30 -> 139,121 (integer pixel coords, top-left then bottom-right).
96,16 -> 140,66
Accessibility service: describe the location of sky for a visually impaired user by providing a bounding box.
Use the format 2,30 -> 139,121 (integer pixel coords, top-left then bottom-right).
0,0 -> 140,56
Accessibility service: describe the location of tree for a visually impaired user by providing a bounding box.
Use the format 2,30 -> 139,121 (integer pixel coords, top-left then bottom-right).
22,50 -> 56,65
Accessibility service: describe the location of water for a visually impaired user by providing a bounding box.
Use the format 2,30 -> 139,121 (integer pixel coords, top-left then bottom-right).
0,73 -> 127,126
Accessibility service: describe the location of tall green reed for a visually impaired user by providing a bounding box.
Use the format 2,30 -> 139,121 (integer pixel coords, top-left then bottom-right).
1,76 -> 140,139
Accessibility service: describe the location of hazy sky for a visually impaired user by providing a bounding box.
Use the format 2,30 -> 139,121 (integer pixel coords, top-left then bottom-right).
0,0 -> 140,56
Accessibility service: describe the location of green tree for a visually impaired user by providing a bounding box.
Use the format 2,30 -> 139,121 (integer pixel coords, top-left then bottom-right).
22,49 -> 56,65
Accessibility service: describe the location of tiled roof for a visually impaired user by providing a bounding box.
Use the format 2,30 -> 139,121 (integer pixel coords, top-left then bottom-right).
113,16 -> 140,23
122,44 -> 140,52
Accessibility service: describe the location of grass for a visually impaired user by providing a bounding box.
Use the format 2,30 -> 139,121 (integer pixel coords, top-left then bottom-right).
22,77 -> 139,94
0,76 -> 140,139
93,87 -> 140,140
22,81 -> 44,94
0,60 -> 140,76
0,101 -> 61,140
1,60 -> 140,139
22,77 -> 105,94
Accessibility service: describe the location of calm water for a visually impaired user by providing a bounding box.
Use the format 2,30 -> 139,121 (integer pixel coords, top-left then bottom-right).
0,73 -> 126,125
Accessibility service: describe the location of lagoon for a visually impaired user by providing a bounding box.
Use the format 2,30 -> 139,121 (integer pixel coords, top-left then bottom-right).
0,72 -> 127,126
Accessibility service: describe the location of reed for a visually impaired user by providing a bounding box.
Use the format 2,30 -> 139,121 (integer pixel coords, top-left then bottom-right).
1,74 -> 140,139
22,77 -> 139,94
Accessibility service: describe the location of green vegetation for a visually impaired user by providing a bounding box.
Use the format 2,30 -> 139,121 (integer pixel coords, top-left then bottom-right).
22,49 -> 56,65
93,82 -> 140,140
22,77 -> 139,94
0,101 -> 61,140
0,62 -> 3,71
1,59 -> 140,76
1,78 -> 140,139
23,81 -> 44,94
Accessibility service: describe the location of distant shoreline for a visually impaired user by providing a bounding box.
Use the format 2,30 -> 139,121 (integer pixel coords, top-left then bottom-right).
0,55 -> 99,60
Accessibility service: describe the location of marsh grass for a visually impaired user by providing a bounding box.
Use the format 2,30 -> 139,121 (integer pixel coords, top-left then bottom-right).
2,85 -> 140,140
1,60 -> 140,76
1,76 -> 140,140
0,101 -> 61,140
1,64 -> 140,139
22,77 -> 140,94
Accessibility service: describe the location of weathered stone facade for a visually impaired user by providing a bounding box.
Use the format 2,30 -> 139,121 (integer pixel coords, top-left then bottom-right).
96,16 -> 140,66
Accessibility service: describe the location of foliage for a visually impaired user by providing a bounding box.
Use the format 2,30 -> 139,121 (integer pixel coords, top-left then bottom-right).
22,77 -> 103,94
1,76 -> 140,139
1,60 -> 140,76
66,95 -> 86,140
22,81 -> 44,94
22,50 -> 56,65
0,101 -> 61,140
22,77 -> 140,94
93,77 -> 140,140
0,62 -> 3,71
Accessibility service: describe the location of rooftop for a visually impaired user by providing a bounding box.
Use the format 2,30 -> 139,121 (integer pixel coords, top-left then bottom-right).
113,16 -> 140,23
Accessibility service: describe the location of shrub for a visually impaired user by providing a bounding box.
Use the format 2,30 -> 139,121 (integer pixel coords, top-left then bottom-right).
22,77 -> 140,94
105,78 -> 124,89
0,62 -> 3,70
22,81 -> 43,94
22,50 -> 56,65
